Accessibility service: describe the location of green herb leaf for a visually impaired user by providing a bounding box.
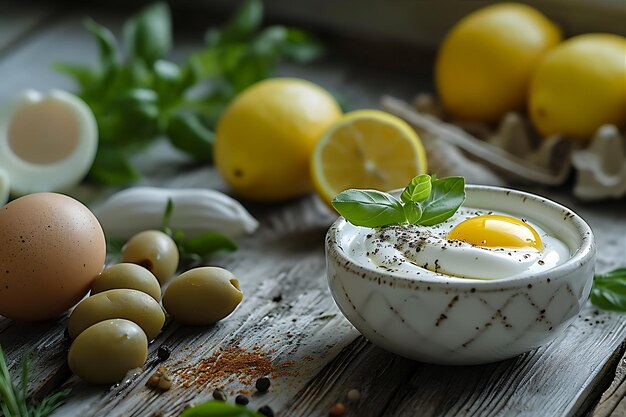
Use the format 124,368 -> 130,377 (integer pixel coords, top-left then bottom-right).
0,345 -> 71,417
52,62 -> 98,91
181,232 -> 238,256
332,190 -> 406,227
88,147 -> 139,185
166,111 -> 215,160
180,399 -> 263,417
401,174 -> 432,203
123,2 -> 172,63
282,28 -> 324,63
84,18 -> 120,69
219,0 -> 263,42
418,177 -> 465,226
591,268 -> 626,312
403,202 -> 423,224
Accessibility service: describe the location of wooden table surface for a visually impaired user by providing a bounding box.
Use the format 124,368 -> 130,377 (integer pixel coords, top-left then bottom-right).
1,3 -> 625,417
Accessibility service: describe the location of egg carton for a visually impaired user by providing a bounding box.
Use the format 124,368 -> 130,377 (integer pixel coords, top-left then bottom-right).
381,94 -> 626,200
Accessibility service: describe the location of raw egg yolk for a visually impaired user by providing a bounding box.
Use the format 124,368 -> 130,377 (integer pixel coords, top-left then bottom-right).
447,214 -> 543,250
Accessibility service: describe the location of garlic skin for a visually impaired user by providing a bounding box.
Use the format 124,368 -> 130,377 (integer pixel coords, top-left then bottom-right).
95,187 -> 259,239
0,89 -> 98,195
0,168 -> 9,206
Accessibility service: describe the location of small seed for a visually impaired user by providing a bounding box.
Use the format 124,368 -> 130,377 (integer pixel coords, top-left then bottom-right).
347,388 -> 361,402
235,395 -> 249,405
255,377 -> 271,392
158,375 -> 172,391
329,402 -> 346,416
146,374 -> 160,388
157,345 -> 171,361
258,405 -> 274,417
212,388 -> 227,401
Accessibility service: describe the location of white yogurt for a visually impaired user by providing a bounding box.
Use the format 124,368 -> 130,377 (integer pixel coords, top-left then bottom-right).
346,207 -> 570,280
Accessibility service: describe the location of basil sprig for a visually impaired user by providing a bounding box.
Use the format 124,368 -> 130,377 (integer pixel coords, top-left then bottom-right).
332,174 -> 465,228
55,0 -> 323,185
591,268 -> 626,312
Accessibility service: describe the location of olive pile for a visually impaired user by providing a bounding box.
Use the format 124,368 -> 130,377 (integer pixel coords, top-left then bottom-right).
67,230 -> 243,384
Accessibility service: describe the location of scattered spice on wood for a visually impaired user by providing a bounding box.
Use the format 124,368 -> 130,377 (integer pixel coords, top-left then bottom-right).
329,402 -> 346,416
258,405 -> 274,417
235,394 -> 249,405
255,377 -> 271,392
172,345 -> 292,392
212,388 -> 227,401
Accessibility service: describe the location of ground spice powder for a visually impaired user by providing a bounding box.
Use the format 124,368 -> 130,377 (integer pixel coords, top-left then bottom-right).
172,345 -> 292,390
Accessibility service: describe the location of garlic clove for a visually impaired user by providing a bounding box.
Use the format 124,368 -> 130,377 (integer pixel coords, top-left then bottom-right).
0,89 -> 98,195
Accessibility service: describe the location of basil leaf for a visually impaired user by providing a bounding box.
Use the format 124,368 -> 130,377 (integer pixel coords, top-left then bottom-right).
166,111 -> 215,160
220,0 -> 263,42
418,177 -> 465,226
332,190 -> 406,227
182,232 -> 238,256
401,174 -> 432,203
180,400 -> 263,417
124,2 -> 171,63
591,268 -> 626,312
282,28 -> 324,63
84,18 -> 120,69
52,63 -> 97,91
403,202 -> 423,224
87,147 -> 139,185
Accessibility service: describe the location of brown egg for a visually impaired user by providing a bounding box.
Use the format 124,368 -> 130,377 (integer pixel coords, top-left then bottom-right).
0,193 -> 106,321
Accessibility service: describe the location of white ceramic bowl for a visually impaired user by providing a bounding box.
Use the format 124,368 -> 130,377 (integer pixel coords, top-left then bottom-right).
326,185 -> 596,365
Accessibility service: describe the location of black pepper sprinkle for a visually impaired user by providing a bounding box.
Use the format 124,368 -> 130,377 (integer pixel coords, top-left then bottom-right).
235,395 -> 249,405
256,377 -> 271,392
258,405 -> 274,417
157,345 -> 171,361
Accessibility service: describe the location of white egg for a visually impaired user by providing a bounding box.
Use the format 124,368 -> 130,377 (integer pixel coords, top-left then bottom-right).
349,208 -> 570,280
0,89 -> 98,195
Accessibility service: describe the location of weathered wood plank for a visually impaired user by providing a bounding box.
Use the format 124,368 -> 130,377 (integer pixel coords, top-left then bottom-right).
592,349 -> 626,417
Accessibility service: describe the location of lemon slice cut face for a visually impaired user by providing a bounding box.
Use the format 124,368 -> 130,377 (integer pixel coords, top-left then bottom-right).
311,109 -> 427,207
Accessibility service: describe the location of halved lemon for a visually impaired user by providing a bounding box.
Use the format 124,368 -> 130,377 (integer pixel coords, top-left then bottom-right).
311,109 -> 427,207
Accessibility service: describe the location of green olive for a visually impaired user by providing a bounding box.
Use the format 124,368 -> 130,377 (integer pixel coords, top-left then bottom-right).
68,289 -> 165,340
68,319 -> 148,384
91,263 -> 161,301
121,230 -> 179,284
163,267 -> 242,326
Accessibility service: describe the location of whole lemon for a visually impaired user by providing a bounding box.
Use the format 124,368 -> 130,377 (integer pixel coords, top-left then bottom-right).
215,78 -> 342,201
529,33 -> 626,139
435,3 -> 561,121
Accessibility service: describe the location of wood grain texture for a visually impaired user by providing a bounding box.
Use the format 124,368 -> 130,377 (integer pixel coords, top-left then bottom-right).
592,349 -> 626,417
0,7 -> 625,417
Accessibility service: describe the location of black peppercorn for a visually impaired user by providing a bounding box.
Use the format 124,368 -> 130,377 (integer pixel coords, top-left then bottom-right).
255,377 -> 271,392
157,345 -> 171,361
235,394 -> 249,405
258,405 -> 274,417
